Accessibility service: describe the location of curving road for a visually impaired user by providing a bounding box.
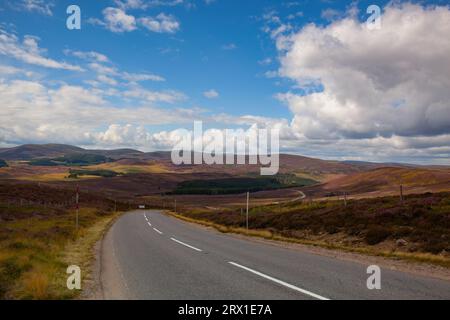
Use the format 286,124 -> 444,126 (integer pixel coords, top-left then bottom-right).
99,210 -> 450,300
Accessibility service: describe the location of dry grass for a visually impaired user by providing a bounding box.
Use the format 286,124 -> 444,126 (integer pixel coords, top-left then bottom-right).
87,162 -> 171,174
18,173 -> 102,182
0,188 -> 122,300
21,272 -> 49,300
60,212 -> 120,298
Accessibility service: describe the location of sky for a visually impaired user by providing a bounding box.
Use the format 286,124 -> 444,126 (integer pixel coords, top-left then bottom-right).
0,0 -> 449,164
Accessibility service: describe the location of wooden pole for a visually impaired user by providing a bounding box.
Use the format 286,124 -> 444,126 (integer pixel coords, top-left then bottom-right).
400,185 -> 404,204
246,192 -> 249,233
75,185 -> 79,231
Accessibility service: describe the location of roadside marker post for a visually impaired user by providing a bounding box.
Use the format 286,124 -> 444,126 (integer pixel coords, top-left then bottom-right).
246,191 -> 249,233
400,185 -> 404,204
75,185 -> 79,231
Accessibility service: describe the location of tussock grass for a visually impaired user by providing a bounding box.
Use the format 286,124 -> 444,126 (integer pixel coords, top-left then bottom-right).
0,201 -> 120,299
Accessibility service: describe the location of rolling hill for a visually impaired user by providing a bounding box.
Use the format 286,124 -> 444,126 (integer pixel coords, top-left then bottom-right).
305,167 -> 450,198
0,144 -> 144,161
1,144 -> 448,201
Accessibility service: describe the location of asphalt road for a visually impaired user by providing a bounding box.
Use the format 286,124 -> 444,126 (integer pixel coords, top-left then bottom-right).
100,210 -> 450,300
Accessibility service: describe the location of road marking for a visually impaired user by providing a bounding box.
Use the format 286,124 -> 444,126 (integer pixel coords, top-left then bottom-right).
147,221 -> 152,227
153,227 -> 163,234
170,238 -> 203,252
228,261 -> 329,300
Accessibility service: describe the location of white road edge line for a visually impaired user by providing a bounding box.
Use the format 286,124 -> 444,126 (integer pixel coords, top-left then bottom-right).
153,227 -> 163,234
170,238 -> 203,252
228,261 -> 330,300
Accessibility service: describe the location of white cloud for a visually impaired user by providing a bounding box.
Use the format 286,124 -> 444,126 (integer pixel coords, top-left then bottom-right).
203,89 -> 219,99
138,13 -> 180,33
321,8 -> 341,21
123,87 -> 186,103
102,7 -> 137,33
0,65 -> 33,77
88,62 -> 119,76
0,28 -> 82,71
20,0 -> 53,16
274,3 -> 450,154
114,0 -> 184,10
0,79 -> 197,148
87,61 -> 165,85
64,50 -> 109,63
122,72 -> 165,82
97,74 -> 118,86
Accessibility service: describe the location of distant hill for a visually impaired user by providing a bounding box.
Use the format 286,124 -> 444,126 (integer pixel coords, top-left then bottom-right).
0,144 -> 144,160
305,167 -> 450,197
0,144 -> 421,181
0,144 -> 85,160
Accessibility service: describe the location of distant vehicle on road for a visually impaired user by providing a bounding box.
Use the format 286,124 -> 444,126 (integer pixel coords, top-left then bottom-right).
138,205 -> 145,209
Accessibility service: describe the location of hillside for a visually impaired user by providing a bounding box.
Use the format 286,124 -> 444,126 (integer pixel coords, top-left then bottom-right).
1,144 -> 448,201
0,144 -> 144,161
0,144 -> 85,160
305,167 -> 450,198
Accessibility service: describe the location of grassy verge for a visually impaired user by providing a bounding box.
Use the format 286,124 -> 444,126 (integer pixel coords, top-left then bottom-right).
0,205 -> 120,299
167,192 -> 450,268
0,183 -> 125,299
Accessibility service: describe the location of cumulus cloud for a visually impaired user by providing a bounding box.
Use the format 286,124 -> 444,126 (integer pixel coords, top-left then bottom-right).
0,79 -> 198,148
0,29 -> 82,71
273,3 -> 450,162
138,13 -> 180,33
90,5 -> 181,34
100,7 -> 137,33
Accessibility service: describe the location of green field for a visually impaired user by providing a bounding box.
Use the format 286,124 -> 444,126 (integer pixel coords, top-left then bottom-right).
68,169 -> 118,179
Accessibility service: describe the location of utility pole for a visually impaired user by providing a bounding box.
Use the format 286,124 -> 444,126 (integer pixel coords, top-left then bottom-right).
246,192 -> 249,233
75,185 -> 79,231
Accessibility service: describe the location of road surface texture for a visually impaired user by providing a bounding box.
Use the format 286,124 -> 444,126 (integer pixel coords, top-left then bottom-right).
100,210 -> 450,300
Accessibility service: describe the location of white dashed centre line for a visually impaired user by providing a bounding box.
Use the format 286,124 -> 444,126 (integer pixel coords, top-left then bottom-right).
228,261 -> 330,300
170,238 -> 203,252
153,227 -> 163,235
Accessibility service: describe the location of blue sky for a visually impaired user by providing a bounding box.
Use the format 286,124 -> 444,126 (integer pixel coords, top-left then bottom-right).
0,0 -> 449,164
